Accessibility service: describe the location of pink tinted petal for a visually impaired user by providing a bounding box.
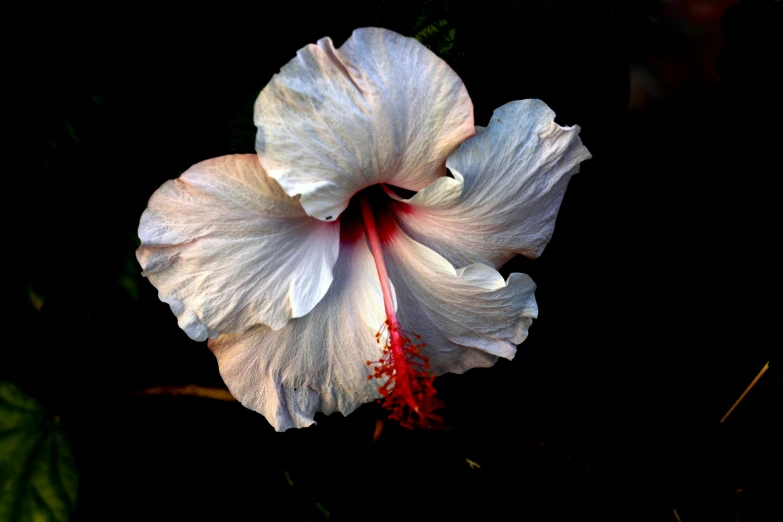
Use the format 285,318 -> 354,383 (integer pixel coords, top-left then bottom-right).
392,99 -> 592,269
382,217 -> 538,375
254,27 -> 474,221
137,154 -> 339,341
208,229 -> 389,431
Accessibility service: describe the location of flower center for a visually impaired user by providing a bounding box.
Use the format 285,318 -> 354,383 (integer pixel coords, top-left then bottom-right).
358,192 -> 443,429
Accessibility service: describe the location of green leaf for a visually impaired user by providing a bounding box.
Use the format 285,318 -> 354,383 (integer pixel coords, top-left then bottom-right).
0,382 -> 78,522
414,18 -> 450,43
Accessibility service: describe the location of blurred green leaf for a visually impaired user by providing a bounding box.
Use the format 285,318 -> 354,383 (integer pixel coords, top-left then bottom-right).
0,382 -> 78,522
314,501 -> 331,519
414,18 -> 449,42
27,285 -> 45,312
414,18 -> 457,60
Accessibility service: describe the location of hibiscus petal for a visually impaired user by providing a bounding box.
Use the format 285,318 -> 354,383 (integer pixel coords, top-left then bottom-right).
392,99 -> 592,269
382,216 -> 538,375
208,227 -> 388,431
137,154 -> 339,341
254,27 -> 474,222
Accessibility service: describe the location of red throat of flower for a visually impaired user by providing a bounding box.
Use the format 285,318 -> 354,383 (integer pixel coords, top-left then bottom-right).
359,195 -> 443,429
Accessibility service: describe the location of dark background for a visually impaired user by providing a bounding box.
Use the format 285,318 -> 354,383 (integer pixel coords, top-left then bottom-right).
6,1 -> 778,520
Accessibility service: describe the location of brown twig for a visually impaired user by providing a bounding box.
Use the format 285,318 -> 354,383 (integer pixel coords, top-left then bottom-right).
720,362 -> 770,423
134,385 -> 236,402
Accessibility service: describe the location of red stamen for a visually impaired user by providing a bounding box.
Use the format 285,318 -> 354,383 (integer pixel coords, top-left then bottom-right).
359,196 -> 443,429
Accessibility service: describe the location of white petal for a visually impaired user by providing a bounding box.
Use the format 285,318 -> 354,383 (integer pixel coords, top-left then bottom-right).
382,217 -> 538,375
392,99 -> 592,269
137,155 -> 339,341
254,27 -> 474,221
208,228 -> 389,431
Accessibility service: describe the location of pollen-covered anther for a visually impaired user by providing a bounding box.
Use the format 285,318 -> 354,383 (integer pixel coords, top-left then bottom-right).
368,320 -> 444,429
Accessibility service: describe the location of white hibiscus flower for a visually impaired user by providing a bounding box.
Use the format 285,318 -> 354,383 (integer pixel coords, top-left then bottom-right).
137,28 -> 591,431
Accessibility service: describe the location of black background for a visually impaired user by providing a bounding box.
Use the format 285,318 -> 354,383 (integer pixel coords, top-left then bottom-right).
6,1 -> 778,520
